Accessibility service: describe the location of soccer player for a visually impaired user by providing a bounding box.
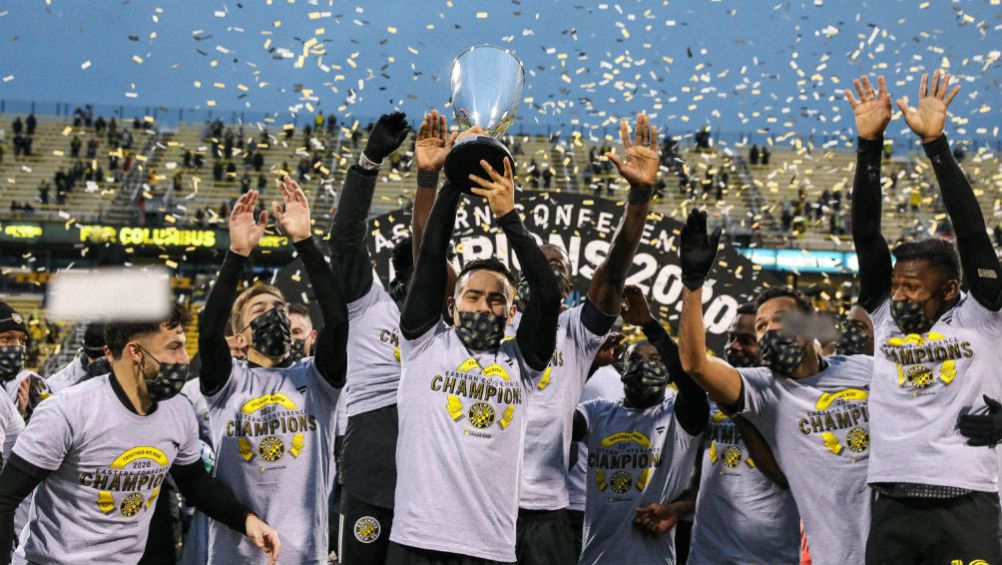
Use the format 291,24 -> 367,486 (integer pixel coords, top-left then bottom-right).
516,113 -> 658,565
677,209 -> 874,565
0,307 -> 25,469
287,303 -> 318,362
574,285 -> 708,565
0,305 -> 279,565
0,303 -> 46,422
846,71 -> 1002,562
325,112 -> 410,565
46,321 -> 107,392
387,152 -> 562,563
197,180 -> 348,565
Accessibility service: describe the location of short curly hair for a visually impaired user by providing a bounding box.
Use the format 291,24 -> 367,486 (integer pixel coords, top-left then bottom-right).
105,303 -> 192,360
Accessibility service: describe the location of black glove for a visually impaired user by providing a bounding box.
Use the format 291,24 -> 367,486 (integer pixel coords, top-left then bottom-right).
679,209 -> 721,290
363,112 -> 410,163
959,395 -> 1002,447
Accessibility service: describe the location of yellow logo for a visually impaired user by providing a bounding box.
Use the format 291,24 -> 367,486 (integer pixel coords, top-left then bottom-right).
257,436 -> 285,462
90,446 -> 169,518
119,493 -> 145,518
610,471 -> 633,494
846,426 -> 869,454
354,516 -> 381,543
230,393 -> 309,464
467,402 -> 496,429
721,446 -> 743,469
905,365 -> 934,389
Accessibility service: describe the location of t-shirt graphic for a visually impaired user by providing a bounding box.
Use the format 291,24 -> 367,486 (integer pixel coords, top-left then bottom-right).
868,294 -> 1002,491
567,366 -> 624,512
345,280 -> 402,417
736,355 -> 873,565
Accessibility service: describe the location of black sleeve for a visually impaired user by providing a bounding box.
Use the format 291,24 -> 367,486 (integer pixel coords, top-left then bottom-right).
925,135 -> 1002,311
170,460 -> 249,535
327,165 -> 378,302
505,211 -> 562,371
642,320 -> 708,436
199,252 -> 246,396
851,137 -> 893,313
0,454 -> 50,565
572,409 -> 588,443
400,184 -> 462,340
295,238 -> 348,389
581,299 -> 617,337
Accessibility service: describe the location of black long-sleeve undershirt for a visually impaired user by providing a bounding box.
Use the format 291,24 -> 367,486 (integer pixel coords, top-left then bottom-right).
170,460 -> 250,535
641,320 -> 709,437
327,165 -> 378,302
0,454 -> 48,565
851,136 -> 893,313
925,135 -> 1002,311
199,251 -> 247,396
295,238 -> 349,388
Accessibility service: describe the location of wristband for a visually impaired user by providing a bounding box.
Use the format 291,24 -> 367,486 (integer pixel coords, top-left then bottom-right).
358,152 -> 382,171
628,184 -> 654,205
417,168 -> 440,189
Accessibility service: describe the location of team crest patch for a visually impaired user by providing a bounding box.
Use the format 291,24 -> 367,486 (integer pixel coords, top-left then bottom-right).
10,313 -> 22,324
257,435 -> 285,462
119,492 -> 145,518
354,516 -> 381,543
467,402 -> 496,429
721,446 -> 743,469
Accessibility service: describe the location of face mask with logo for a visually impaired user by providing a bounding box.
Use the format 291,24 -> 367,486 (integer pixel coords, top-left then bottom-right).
137,346 -> 189,402
249,307 -> 292,357
289,338 -> 307,362
836,322 -> 870,356
726,348 -> 759,368
890,299 -> 933,335
0,344 -> 26,381
455,311 -> 507,351
621,358 -> 669,402
758,330 -> 805,375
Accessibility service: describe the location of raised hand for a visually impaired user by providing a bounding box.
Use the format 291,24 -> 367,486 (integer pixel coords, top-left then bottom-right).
271,176 -> 312,243
416,110 -> 458,172
228,190 -> 268,256
245,514 -> 281,565
605,113 -> 660,188
896,70 -> 960,143
469,158 -> 516,218
844,75 -> 892,141
679,209 -> 722,291
621,285 -> 655,326
363,112 -> 410,163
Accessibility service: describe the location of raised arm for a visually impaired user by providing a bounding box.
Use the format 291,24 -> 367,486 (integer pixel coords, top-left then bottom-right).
328,113 -> 410,301
677,210 -> 743,406
588,114 -> 659,315
200,191 -> 267,396
413,111 -> 459,305
897,70 -> 1002,310
845,75 -> 893,312
275,177 -> 348,388
470,158 -> 561,371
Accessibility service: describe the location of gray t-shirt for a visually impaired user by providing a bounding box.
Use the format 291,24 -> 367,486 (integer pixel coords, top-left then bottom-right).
567,366 -> 624,512
391,320 -> 543,562
520,305 -> 607,510
0,386 -> 24,464
578,397 -> 701,565
45,356 -> 88,393
687,402 -> 800,565
180,378 -> 214,447
204,358 -> 340,565
868,295 -> 1002,491
736,355 -> 873,565
345,280 -> 401,417
12,375 -> 200,565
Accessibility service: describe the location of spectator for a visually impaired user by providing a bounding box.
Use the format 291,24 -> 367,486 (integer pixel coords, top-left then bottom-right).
25,113 -> 36,136
22,135 -> 32,157
11,116 -> 23,136
70,135 -> 82,158
326,113 -> 337,134
529,159 -> 541,188
761,146 -> 771,165
193,151 -> 204,169
314,112 -> 324,131
284,124 -> 295,140
86,138 -> 98,159
252,151 -> 264,173
297,158 -> 310,182
225,161 -> 237,180
212,161 -> 224,182
94,116 -> 106,135
182,149 -> 193,169
257,174 -> 267,192
200,119 -> 212,141
239,173 -> 252,194
749,144 -> 760,165
542,165 -> 554,189
303,124 -> 313,141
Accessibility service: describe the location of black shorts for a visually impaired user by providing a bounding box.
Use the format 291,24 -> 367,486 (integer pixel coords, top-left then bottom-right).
385,542 -> 513,565
566,509 -> 584,556
340,492 -> 393,565
342,405 -> 398,508
515,508 -> 577,565
865,490 -> 1002,564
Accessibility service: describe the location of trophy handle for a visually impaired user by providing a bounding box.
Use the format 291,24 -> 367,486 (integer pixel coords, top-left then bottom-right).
444,136 -> 515,195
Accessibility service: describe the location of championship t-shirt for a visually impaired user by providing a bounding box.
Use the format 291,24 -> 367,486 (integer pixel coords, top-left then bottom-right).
391,321 -> 543,562
204,358 -> 340,565
12,375 -> 200,565
45,356 -> 88,392
344,280 -> 401,417
567,366 -> 624,512
735,355 -> 873,565
578,396 -> 701,565
0,387 -> 24,465
687,402 -> 800,565
868,294 -> 1002,491
520,304 -> 608,510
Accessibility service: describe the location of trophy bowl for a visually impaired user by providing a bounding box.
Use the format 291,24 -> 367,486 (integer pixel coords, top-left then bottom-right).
444,45 -> 525,194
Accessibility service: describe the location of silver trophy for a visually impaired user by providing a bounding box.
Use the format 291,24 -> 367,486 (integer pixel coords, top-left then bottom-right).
444,45 -> 525,194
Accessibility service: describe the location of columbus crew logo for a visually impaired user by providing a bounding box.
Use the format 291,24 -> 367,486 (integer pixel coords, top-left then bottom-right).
610,470 -> 633,494
119,492 -> 145,518
721,446 -> 743,469
467,402 -> 496,430
354,516 -> 381,544
846,426 -> 869,454
905,365 -> 934,389
257,436 -> 285,462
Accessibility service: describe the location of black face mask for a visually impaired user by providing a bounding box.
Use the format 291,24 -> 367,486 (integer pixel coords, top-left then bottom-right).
0,344 -> 26,381
455,311 -> 507,351
248,307 -> 292,357
621,358 -> 669,406
758,330 -> 805,375
836,323 -> 870,356
726,348 -> 759,368
289,339 -> 308,362
890,299 -> 933,335
137,346 -> 189,402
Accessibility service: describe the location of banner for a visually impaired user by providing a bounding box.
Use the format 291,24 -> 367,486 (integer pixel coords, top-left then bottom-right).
364,191 -> 771,353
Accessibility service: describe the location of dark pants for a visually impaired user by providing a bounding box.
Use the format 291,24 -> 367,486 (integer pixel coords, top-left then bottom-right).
339,492 -> 393,565
674,520 -> 692,565
140,478 -> 180,565
515,508 -> 577,565
865,491 -> 1002,565
386,542 -> 513,565
566,509 -> 584,556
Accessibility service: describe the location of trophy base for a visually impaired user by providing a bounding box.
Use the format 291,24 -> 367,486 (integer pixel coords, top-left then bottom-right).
444,136 -> 514,195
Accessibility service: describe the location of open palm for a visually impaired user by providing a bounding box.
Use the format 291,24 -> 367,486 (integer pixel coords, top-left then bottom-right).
896,70 -> 960,143
272,176 -> 311,243
607,113 -> 659,188
844,75 -> 891,141
416,110 -> 456,172
229,190 -> 267,256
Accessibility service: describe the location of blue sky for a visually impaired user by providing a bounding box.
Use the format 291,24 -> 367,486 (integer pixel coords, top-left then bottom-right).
0,0 -> 998,141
